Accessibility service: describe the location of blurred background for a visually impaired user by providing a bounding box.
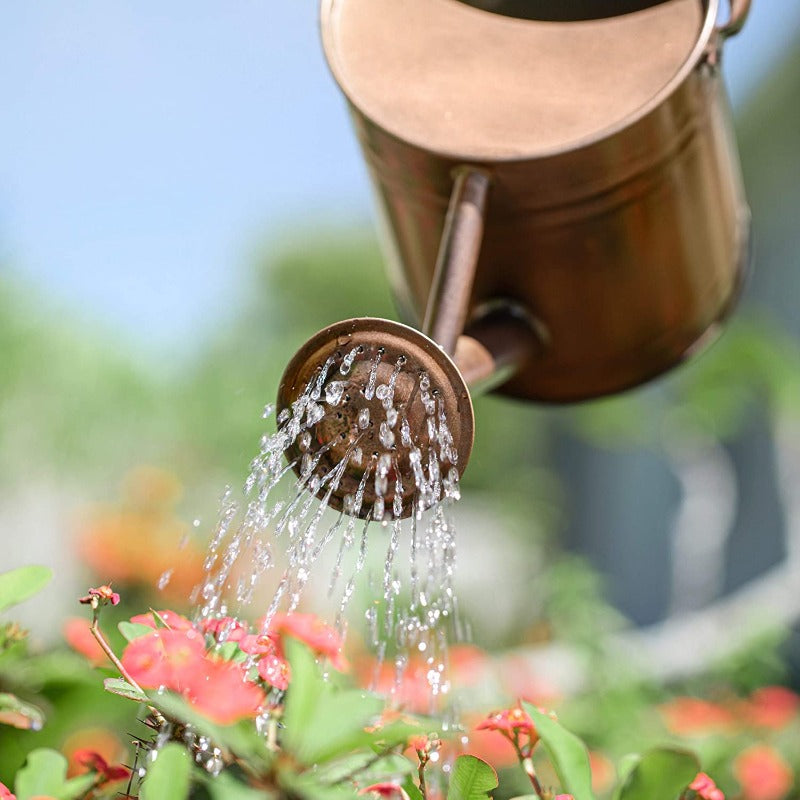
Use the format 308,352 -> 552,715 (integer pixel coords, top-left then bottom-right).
2,1 -> 800,790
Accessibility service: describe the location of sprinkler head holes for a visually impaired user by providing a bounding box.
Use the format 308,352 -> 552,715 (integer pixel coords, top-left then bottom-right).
277,318 -> 474,521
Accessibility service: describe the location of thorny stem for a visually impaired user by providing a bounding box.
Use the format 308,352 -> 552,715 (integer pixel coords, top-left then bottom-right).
89,608 -> 167,727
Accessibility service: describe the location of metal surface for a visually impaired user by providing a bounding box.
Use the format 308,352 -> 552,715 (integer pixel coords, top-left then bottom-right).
423,168 -> 491,356
322,0 -> 751,402
277,318 -> 474,520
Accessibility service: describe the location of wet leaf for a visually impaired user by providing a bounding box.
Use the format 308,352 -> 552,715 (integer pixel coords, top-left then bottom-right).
140,742 -> 192,800
524,704 -> 595,800
104,677 -> 148,702
118,620 -> 155,642
0,565 -> 52,613
0,692 -> 45,730
446,755 -> 498,800
612,747 -> 699,800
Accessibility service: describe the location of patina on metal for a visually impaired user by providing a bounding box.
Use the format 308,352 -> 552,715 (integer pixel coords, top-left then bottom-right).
321,0 -> 752,402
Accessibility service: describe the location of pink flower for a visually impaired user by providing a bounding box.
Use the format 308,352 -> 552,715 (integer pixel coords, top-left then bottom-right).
181,658 -> 266,725
555,796 -> 575,800
690,772 -> 725,800
744,687 -> 800,730
129,610 -> 194,631
257,654 -> 290,691
79,585 -> 120,607
200,616 -> 249,643
121,628 -> 206,690
73,750 -> 130,785
268,613 -> 347,670
359,783 -> 409,798
0,782 -> 16,799
733,746 -> 793,800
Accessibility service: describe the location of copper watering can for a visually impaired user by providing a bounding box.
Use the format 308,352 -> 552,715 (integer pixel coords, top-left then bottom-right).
276,0 -> 751,513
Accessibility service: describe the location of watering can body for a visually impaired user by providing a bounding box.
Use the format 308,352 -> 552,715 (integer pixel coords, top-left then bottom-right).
321,0 -> 751,402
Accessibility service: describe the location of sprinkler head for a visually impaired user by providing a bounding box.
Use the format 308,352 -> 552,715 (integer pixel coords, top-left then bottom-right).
277,317 -> 474,520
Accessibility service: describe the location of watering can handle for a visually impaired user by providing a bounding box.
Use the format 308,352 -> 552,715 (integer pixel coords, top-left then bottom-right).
717,0 -> 751,38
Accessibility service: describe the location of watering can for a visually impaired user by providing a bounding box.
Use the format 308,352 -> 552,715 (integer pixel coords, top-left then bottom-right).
277,0 -> 751,515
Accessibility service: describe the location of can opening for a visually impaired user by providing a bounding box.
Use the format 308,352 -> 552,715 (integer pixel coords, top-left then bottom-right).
457,0 -> 676,22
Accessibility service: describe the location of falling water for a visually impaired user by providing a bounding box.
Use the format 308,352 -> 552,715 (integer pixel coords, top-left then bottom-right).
189,339 -> 466,718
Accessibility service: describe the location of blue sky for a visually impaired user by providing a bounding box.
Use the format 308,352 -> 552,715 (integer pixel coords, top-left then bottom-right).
2,1 -> 798,362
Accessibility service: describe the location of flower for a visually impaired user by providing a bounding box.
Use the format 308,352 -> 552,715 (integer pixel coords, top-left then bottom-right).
690,772 -> 725,800
555,796 -> 575,800
660,698 -> 736,736
73,750 -> 130,785
63,728 -> 127,779
79,585 -> 120,607
267,613 -> 347,670
200,616 -> 249,643
120,626 -> 266,725
744,687 -> 800,730
359,783 -> 409,798
121,628 -> 206,690
476,706 -> 536,737
129,610 -> 194,631
0,782 -> 16,799
63,618 -> 106,666
181,658 -> 266,725
733,745 -> 793,800
239,633 -> 279,656
257,654 -> 290,691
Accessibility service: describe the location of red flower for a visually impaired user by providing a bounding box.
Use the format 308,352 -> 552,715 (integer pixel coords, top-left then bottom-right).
200,616 -> 249,643
268,613 -> 347,670
181,658 -> 266,725
476,706 -> 536,736
744,687 -> 800,730
121,629 -> 206,690
257,654 -> 291,691
359,783 -> 409,798
73,750 -> 130,785
130,610 -> 193,631
79,585 -> 120,607
690,772 -> 725,800
589,750 -> 615,794
660,698 -> 736,736
239,633 -> 279,656
555,796 -> 575,800
733,746 -> 793,800
63,618 -> 106,666
0,782 -> 16,799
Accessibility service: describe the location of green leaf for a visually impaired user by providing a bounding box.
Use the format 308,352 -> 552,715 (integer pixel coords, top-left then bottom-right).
15,748 -> 68,800
0,566 -> 52,613
119,620 -> 155,642
282,636 -> 326,754
205,769 -> 275,800
58,773 -> 103,800
104,677 -> 148,702
446,755 -> 498,800
403,775 -> 425,800
140,742 -> 192,800
524,704 -> 595,800
0,692 -> 45,730
318,751 -> 414,785
294,688 -> 385,765
613,748 -> 699,800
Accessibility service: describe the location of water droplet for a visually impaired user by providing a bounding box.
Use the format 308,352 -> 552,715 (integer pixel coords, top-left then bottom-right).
358,408 -> 370,429
325,381 -> 346,406
262,403 -> 275,419
157,569 -> 174,591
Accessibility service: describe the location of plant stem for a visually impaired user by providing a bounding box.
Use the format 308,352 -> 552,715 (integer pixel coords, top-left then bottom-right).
511,739 -> 544,799
522,756 -> 545,798
418,759 -> 428,800
90,610 -> 166,726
